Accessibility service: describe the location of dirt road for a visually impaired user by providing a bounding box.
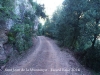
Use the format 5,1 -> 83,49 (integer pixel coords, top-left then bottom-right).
1,36 -> 91,75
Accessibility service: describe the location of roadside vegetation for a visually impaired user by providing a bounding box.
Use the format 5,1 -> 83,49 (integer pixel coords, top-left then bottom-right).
43,0 -> 100,74
0,0 -> 46,67
1,0 -> 46,53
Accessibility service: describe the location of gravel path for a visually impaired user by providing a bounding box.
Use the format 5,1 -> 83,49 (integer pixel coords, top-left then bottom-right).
0,36 -> 91,75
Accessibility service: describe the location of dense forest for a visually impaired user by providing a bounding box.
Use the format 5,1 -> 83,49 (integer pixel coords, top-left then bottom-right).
43,0 -> 100,73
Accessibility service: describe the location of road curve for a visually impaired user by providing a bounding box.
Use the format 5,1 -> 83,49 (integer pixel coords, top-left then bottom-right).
1,36 -> 91,75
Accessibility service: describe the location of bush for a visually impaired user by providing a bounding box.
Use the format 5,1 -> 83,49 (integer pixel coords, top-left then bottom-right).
83,47 -> 100,72
8,24 -> 33,53
8,32 -> 16,44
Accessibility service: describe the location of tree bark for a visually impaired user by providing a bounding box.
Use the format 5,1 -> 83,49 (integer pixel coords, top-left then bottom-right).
91,19 -> 99,48
91,34 -> 97,48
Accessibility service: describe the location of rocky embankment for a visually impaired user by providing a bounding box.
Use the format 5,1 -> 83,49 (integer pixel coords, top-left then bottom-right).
0,30 -> 8,61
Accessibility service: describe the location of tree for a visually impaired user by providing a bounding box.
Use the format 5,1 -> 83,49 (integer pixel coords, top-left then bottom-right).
44,0 -> 100,72
37,23 -> 43,35
0,0 -> 15,21
29,0 -> 46,19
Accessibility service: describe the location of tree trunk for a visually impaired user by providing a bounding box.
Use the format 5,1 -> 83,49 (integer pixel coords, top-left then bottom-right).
91,18 -> 99,48
91,34 -> 97,48
71,13 -> 81,49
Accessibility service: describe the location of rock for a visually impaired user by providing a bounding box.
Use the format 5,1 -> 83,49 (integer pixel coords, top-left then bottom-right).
0,30 -> 8,61
0,21 -> 6,29
0,30 -> 8,44
0,55 -> 6,61
0,65 -> 6,71
4,44 -> 13,57
0,45 -> 7,61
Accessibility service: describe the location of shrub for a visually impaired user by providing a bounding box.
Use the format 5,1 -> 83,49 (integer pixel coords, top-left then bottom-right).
8,24 -> 33,53
83,47 -> 100,72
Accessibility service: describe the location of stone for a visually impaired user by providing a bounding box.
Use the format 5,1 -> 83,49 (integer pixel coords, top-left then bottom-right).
0,46 -> 6,61
0,30 -> 8,44
0,65 -> 6,71
0,30 -> 8,61
4,44 -> 13,57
